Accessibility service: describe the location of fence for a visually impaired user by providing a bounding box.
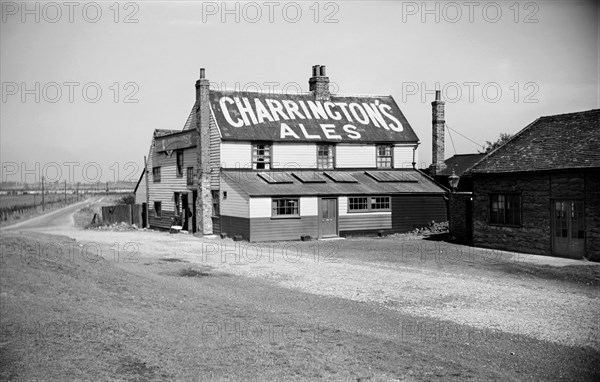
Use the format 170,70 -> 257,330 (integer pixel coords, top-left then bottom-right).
0,196 -> 79,222
101,204 -> 144,226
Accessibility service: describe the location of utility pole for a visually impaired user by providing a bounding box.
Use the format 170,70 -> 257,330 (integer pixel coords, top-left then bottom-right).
64,180 -> 67,205
76,182 -> 79,201
41,176 -> 45,211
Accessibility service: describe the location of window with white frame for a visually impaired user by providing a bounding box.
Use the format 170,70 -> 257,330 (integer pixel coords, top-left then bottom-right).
376,145 -> 393,168
317,144 -> 335,169
348,196 -> 391,212
252,143 -> 272,170
272,198 -> 300,217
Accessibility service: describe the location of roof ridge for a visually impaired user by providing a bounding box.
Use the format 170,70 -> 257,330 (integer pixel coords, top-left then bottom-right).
538,108 -> 600,119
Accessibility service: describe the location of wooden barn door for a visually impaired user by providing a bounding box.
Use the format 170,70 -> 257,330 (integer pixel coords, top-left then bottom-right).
319,198 -> 338,238
553,201 -> 585,258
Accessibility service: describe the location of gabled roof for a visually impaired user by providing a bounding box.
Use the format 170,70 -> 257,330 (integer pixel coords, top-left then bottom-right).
209,90 -> 419,143
182,102 -> 197,131
470,109 -> 600,174
439,153 -> 486,176
133,168 -> 145,194
222,169 -> 447,197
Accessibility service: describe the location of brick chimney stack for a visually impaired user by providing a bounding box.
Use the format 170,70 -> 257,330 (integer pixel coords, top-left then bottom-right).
195,68 -> 213,235
309,65 -> 330,101
430,90 -> 446,176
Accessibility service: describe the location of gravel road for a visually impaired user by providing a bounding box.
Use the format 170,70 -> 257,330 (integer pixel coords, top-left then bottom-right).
36,227 -> 599,351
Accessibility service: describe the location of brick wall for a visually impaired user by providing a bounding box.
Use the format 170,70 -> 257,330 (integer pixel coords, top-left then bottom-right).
472,170 -> 600,260
472,173 -> 551,255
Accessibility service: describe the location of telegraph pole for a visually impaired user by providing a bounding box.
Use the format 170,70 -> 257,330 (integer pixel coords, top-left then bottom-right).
64,180 -> 67,205
41,176 -> 45,211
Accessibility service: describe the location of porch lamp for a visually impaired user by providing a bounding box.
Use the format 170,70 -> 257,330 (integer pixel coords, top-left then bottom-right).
448,170 -> 460,193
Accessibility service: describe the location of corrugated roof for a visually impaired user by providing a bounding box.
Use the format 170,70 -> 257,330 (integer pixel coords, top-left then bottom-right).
222,169 -> 447,196
470,109 -> 600,174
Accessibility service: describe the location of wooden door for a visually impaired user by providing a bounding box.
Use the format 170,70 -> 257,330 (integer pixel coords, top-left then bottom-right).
553,201 -> 585,258
181,194 -> 189,231
319,198 -> 338,238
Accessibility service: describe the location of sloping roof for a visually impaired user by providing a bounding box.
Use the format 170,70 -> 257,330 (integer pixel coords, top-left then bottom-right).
209,90 -> 419,143
222,169 -> 447,197
439,153 -> 486,176
154,129 -> 180,137
182,102 -> 197,131
470,109 -> 600,174
133,168 -> 145,194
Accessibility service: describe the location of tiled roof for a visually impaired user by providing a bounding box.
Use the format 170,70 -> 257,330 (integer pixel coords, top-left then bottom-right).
222,169 -> 447,196
439,153 -> 486,176
470,109 -> 600,173
209,90 -> 419,143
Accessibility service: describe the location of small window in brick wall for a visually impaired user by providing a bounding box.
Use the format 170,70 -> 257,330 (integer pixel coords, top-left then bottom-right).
489,193 -> 521,226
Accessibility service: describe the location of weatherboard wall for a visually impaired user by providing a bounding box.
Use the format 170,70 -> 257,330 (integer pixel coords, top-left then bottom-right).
147,141 -> 197,229
248,196 -> 319,241
391,195 -> 448,232
209,114 -> 221,189
336,144 -> 376,168
221,142 -> 251,168
393,145 -> 415,168
272,143 -> 316,168
338,196 -> 392,233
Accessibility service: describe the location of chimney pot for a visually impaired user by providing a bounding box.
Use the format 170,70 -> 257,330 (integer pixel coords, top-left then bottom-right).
320,65 -> 326,76
435,90 -> 441,101
200,68 -> 205,79
312,65 -> 319,77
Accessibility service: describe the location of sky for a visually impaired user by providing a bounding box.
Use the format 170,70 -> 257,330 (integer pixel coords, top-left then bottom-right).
1,0 -> 598,183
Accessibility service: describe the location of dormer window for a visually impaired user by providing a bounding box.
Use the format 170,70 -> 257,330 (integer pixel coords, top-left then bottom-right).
252,143 -> 271,170
317,144 -> 335,169
376,145 -> 393,168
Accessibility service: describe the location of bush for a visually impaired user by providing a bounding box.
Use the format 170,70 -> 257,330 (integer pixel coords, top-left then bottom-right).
117,194 -> 135,205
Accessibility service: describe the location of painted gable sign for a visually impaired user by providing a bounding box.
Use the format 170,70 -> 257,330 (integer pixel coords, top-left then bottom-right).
155,130 -> 198,152
209,91 -> 419,143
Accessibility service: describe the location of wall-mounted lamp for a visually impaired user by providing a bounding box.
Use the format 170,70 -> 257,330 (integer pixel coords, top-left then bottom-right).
448,169 -> 460,193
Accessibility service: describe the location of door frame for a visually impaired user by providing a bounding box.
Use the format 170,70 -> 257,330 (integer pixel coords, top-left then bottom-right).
181,193 -> 189,231
551,199 -> 585,258
318,197 -> 339,239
